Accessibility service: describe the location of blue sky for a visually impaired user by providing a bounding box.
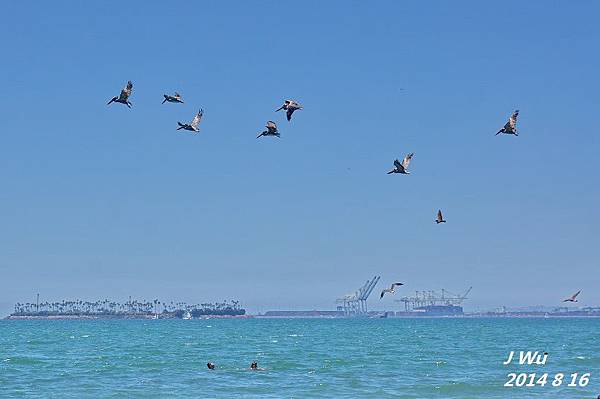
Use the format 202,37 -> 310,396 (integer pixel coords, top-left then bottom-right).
0,1 -> 599,315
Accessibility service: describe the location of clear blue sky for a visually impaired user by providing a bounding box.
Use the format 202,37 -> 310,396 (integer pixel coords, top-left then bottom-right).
1,1 -> 599,315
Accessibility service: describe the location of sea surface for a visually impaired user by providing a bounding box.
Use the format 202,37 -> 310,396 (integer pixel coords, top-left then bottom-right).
0,318 -> 598,398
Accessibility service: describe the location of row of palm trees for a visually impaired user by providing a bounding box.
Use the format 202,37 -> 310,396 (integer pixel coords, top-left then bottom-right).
12,298 -> 244,316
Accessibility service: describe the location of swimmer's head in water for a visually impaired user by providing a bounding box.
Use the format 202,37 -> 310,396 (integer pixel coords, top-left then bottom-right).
207,362 -> 215,370
250,362 -> 257,369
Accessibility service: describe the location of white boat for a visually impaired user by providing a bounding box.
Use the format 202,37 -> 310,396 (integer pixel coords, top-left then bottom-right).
182,311 -> 192,320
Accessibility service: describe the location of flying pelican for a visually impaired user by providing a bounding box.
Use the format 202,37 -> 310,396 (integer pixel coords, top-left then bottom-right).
177,109 -> 203,132
496,110 -> 519,136
162,92 -> 184,104
563,290 -> 581,303
257,121 -> 280,138
436,209 -> 446,224
380,282 -> 404,299
275,99 -> 303,121
387,153 -> 414,174
107,80 -> 133,108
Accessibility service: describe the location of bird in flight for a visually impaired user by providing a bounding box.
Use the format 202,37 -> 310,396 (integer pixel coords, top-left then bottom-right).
163,92 -> 184,104
257,121 -> 280,138
563,290 -> 581,302
177,109 -> 203,133
276,99 -> 303,121
107,80 -> 133,108
436,209 -> 446,224
387,153 -> 414,174
496,110 -> 519,136
380,282 -> 404,299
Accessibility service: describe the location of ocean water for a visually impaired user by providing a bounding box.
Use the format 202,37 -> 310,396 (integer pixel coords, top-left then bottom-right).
0,318 -> 598,398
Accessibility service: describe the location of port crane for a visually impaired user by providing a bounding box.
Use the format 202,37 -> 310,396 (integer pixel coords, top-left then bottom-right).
396,286 -> 472,311
336,276 -> 380,316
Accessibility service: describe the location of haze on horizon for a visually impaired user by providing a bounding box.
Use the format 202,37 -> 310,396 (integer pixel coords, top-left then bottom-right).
1,1 -> 599,317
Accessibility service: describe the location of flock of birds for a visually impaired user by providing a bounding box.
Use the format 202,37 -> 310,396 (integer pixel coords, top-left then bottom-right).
106,80 -> 581,306
106,80 -> 303,136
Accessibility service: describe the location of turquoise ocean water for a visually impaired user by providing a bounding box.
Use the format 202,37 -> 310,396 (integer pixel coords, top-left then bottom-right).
0,318 -> 598,398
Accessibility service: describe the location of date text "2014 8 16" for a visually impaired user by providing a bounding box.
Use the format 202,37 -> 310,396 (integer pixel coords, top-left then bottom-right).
504,373 -> 590,388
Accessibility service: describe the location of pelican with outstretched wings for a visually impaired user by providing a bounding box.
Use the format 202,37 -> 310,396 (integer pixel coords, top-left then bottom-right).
107,81 -> 133,108
275,99 -> 303,121
177,109 -> 203,132
496,110 -> 519,136
257,121 -> 280,138
163,92 -> 184,104
387,153 -> 414,174
436,209 -> 446,224
380,282 -> 404,299
563,290 -> 581,302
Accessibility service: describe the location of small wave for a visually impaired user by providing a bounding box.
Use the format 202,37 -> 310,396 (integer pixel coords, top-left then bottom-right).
81,335 -> 90,338
576,356 -> 586,359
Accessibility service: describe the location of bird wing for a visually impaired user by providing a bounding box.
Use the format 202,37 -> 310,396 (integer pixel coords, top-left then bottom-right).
286,108 -> 294,121
401,153 -> 414,169
393,159 -> 402,170
437,210 -> 443,221
509,110 -> 519,130
289,101 -> 302,110
392,282 -> 404,288
572,290 -> 581,300
174,92 -> 181,99
191,109 -> 203,128
119,81 -> 133,101
266,121 -> 277,132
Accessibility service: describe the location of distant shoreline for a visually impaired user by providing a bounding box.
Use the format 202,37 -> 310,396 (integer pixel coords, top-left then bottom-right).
4,315 -> 253,320
4,314 -> 600,320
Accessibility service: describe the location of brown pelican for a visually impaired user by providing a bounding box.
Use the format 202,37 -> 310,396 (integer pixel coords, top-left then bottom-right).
162,92 -> 183,104
275,99 -> 303,121
177,109 -> 203,132
387,153 -> 414,174
563,290 -> 581,302
380,282 -> 404,299
107,81 -> 133,108
436,209 -> 446,224
496,110 -> 519,136
257,121 -> 280,138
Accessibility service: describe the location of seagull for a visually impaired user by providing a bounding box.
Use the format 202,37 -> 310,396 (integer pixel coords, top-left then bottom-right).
107,80 -> 133,108
177,109 -> 203,133
380,282 -> 404,299
496,110 -> 519,136
275,99 -> 303,121
257,121 -> 280,138
436,209 -> 446,224
563,290 -> 581,302
162,92 -> 184,104
387,153 -> 414,174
